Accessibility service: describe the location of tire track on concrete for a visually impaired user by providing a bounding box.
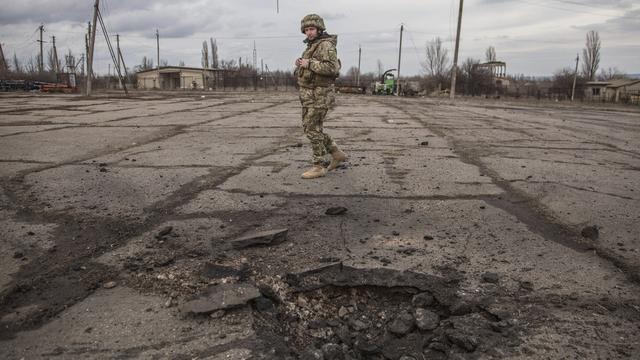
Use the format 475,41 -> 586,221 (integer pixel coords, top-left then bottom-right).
0,99 -> 297,338
378,97 -> 640,284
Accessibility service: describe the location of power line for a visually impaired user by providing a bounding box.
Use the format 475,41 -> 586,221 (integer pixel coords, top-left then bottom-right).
508,0 -> 627,18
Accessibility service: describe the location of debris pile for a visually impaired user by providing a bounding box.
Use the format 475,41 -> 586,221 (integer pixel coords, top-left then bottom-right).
251,265 -> 520,359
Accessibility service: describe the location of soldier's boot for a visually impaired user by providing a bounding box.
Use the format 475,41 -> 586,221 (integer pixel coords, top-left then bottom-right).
301,165 -> 327,179
327,146 -> 347,171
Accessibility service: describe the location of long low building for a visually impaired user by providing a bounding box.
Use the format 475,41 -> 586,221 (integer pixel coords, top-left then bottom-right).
136,66 -> 224,90
584,79 -> 640,104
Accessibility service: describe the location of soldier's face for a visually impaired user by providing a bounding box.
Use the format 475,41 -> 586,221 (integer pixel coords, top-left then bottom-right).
304,27 -> 319,40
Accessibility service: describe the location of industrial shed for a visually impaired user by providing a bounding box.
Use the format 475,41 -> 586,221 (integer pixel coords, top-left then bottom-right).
585,79 -> 640,104
136,66 -> 223,90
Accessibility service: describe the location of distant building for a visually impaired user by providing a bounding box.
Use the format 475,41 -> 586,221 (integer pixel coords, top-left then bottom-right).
136,66 -> 224,90
476,61 -> 510,89
584,79 -> 640,104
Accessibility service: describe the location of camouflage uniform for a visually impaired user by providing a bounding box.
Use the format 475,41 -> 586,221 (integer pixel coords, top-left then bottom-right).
296,17 -> 341,165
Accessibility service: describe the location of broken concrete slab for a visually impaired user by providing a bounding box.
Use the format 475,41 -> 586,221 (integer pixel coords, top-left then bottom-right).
204,262 -> 249,281
284,264 -> 458,306
230,228 -> 288,249
325,207 -> 348,215
179,283 -> 261,315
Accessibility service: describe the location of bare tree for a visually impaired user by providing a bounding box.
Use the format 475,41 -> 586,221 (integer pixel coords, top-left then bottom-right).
134,56 -> 154,72
598,67 -> 626,81
47,47 -> 61,73
26,56 -> 38,74
65,49 -> 76,73
220,59 -> 237,70
178,60 -> 186,67
581,30 -> 600,81
12,53 -> 22,73
458,58 -> 494,96
160,59 -> 169,67
424,37 -> 450,87
485,46 -> 496,62
376,59 -> 384,78
201,41 -> 209,69
210,38 -> 219,68
552,67 -> 585,98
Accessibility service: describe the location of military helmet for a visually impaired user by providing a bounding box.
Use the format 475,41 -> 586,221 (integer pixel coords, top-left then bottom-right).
301,14 -> 325,33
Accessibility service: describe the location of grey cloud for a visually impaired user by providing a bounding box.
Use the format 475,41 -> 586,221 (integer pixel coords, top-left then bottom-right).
574,9 -> 640,33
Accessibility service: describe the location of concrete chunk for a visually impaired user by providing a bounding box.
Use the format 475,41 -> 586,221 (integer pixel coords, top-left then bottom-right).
179,283 -> 261,315
230,228 -> 288,249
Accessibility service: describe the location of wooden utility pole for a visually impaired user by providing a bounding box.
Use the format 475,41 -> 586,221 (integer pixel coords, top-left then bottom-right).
357,45 -> 361,86
52,36 -> 59,73
85,23 -> 90,76
571,53 -> 579,101
0,43 -> 8,73
396,24 -> 403,95
450,0 -> 464,99
156,29 -> 160,89
253,41 -> 257,70
37,24 -> 45,73
116,34 -> 123,89
87,0 -> 99,95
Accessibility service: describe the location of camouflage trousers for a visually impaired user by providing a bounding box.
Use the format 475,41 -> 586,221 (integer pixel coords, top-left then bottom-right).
299,86 -> 337,164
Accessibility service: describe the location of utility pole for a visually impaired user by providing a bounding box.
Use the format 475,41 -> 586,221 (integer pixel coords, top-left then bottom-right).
116,34 -> 122,89
37,24 -> 45,73
156,29 -> 160,89
396,24 -> 403,96
571,53 -> 579,101
253,41 -> 257,70
52,36 -> 59,73
0,43 -> 7,73
450,0 -> 464,100
87,0 -> 99,95
85,23 -> 90,76
356,45 -> 361,86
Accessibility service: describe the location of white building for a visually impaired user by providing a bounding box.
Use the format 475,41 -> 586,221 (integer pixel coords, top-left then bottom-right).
136,66 -> 224,90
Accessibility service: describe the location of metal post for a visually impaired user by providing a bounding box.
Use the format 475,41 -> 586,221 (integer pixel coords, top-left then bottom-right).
450,0 -> 464,100
87,0 -> 99,95
396,24 -> 403,95
357,45 -> 361,86
571,53 -> 579,101
52,36 -> 59,73
37,24 -> 45,73
156,29 -> 160,89
116,34 -> 123,89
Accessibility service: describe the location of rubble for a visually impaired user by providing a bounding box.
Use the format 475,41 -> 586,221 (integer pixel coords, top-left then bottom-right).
103,281 -> 117,289
481,272 -> 500,284
155,226 -> 173,240
414,308 -> 439,330
230,228 -> 288,249
284,264 -> 457,306
325,207 -> 348,216
388,311 -> 415,336
581,225 -> 599,240
179,283 -> 261,315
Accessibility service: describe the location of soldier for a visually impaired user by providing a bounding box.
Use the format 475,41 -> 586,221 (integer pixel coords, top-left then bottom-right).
295,14 -> 347,179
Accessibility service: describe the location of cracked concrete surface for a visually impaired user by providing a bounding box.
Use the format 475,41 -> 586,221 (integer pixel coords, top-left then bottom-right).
0,92 -> 639,359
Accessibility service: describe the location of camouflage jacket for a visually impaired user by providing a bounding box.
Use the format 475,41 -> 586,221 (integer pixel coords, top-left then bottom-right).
296,33 -> 340,88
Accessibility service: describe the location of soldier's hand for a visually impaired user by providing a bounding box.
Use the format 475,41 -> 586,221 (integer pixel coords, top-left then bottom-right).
299,58 -> 310,68
295,58 -> 301,67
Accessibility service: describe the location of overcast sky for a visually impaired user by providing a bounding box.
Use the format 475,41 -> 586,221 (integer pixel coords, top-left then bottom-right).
1,0 -> 638,77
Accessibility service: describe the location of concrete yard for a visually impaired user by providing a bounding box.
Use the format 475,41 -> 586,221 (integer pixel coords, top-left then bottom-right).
1,91 -> 639,359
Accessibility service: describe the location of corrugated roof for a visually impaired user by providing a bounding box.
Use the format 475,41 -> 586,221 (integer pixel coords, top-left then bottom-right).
607,79 -> 640,88
136,66 -> 224,74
